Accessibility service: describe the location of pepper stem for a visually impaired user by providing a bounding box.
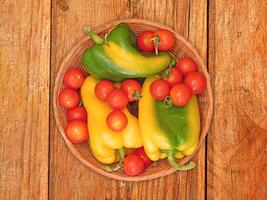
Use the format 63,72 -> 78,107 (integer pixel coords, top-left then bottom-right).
103,164 -> 121,172
103,147 -> 126,172
162,149 -> 196,171
118,147 -> 126,161
83,27 -> 104,44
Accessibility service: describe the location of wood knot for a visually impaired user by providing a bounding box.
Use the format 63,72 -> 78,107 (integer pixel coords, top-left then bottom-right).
56,0 -> 69,11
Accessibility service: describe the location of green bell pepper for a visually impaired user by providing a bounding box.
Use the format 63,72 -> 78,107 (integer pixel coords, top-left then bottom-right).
82,23 -> 172,81
138,76 -> 200,170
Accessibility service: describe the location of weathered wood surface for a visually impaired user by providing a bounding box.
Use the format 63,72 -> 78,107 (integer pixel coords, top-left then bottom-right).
208,0 -> 267,199
0,0 -> 51,199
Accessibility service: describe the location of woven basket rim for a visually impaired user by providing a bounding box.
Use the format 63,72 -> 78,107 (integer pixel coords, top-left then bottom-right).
53,18 -> 213,181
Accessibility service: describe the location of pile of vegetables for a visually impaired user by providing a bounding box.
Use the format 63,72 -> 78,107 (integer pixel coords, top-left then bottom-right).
58,23 -> 207,176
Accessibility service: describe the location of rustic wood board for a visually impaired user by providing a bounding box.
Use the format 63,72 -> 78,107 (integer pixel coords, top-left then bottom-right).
49,0 -> 207,199
0,0 -> 51,199
207,0 -> 267,199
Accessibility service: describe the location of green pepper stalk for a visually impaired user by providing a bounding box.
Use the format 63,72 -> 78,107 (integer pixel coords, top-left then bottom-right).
103,147 -> 126,172
162,149 -> 195,171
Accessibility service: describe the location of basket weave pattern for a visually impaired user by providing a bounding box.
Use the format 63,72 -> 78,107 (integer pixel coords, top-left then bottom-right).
53,19 -> 213,181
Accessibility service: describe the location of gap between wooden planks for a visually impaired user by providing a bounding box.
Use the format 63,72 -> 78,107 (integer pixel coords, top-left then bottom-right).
0,0 -> 51,199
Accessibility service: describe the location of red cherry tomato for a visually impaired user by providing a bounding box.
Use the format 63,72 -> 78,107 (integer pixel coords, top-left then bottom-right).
63,68 -> 85,89
65,120 -> 89,144
176,58 -> 198,76
154,29 -> 175,51
170,83 -> 192,107
95,80 -> 114,101
137,31 -> 155,52
124,154 -> 145,176
150,79 -> 170,100
106,110 -> 128,131
120,79 -> 141,102
133,147 -> 152,168
162,67 -> 183,86
66,106 -> 87,122
59,88 -> 80,109
184,72 -> 207,94
107,89 -> 128,110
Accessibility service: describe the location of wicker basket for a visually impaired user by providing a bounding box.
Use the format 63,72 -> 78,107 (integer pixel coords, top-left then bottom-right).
53,19 -> 213,181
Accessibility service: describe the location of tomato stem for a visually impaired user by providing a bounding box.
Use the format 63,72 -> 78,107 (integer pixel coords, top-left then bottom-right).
162,67 -> 171,79
163,96 -> 173,108
132,91 -> 141,100
161,58 -> 176,79
151,35 -> 160,55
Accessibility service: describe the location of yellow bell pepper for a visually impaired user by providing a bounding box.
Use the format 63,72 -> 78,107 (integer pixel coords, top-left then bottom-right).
81,76 -> 142,164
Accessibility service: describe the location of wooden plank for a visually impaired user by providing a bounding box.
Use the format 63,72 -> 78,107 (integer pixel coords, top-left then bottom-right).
50,0 -> 207,199
0,0 -> 51,199
208,0 -> 267,199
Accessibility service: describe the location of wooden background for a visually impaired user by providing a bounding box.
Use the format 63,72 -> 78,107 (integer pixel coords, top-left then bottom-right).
0,0 -> 266,199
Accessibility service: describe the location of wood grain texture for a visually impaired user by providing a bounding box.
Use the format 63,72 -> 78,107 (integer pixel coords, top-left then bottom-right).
50,0 -> 207,199
0,0 -> 51,199
208,0 -> 267,199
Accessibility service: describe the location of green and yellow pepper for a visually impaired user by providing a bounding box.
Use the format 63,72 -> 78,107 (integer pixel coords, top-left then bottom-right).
82,23 -> 172,81
81,76 -> 142,164
138,76 -> 200,170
